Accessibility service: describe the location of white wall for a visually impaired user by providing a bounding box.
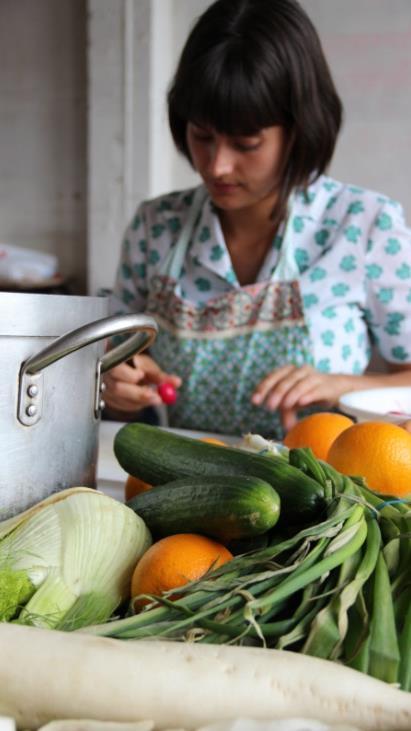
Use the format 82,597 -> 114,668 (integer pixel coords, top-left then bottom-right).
304,0 -> 411,214
166,0 -> 411,215
0,1 -> 410,297
87,0 -> 177,296
0,0 -> 87,293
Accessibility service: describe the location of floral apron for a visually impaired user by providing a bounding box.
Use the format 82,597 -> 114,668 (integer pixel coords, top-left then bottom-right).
146,187 -> 315,439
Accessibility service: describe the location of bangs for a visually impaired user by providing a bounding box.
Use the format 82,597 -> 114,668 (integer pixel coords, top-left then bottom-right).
168,0 -> 342,191
171,45 -> 290,136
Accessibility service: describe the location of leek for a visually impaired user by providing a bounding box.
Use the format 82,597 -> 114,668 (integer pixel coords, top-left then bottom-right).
0,487 -> 151,630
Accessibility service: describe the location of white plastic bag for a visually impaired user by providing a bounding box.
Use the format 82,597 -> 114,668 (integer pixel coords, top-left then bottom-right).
0,243 -> 58,283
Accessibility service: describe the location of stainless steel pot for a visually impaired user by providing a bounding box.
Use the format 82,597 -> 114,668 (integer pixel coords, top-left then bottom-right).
0,292 -> 158,519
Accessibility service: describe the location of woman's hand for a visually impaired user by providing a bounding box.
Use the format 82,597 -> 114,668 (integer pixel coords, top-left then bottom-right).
103,353 -> 181,413
252,362 -> 411,432
251,365 -> 351,431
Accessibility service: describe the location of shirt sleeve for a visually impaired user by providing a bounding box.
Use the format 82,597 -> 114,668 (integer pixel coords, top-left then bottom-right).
109,202 -> 149,317
364,200 -> 411,364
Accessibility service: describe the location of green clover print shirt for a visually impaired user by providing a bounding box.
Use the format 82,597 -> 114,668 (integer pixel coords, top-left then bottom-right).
111,175 -> 411,376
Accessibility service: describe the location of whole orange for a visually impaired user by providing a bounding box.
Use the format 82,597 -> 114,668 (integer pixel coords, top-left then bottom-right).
124,474 -> 152,501
327,420 -> 411,496
130,533 -> 232,609
283,412 -> 354,460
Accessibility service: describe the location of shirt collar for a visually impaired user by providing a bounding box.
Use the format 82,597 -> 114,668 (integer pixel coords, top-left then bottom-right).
188,190 -> 291,285
190,194 -> 238,286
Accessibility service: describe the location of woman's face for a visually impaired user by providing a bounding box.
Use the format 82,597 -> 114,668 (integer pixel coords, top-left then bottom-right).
186,122 -> 287,211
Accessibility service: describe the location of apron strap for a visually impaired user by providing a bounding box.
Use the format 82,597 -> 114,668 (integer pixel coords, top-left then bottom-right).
160,186 -> 208,279
270,193 -> 299,282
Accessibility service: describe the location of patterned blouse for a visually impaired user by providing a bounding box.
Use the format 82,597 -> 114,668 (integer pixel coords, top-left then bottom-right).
110,174 -> 411,374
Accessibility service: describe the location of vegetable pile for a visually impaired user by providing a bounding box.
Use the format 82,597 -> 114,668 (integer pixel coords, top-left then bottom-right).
1,419 -> 411,731
82,423 -> 411,693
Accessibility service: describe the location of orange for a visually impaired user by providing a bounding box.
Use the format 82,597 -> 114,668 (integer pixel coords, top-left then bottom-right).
327,420 -> 411,496
200,437 -> 227,446
124,474 -> 152,501
283,412 -> 354,460
130,533 -> 233,609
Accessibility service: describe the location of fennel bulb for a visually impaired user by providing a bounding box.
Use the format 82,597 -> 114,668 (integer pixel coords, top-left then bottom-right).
0,487 -> 151,630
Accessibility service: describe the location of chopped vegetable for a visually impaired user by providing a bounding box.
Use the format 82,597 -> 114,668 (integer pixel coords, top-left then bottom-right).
0,487 -> 151,630
1,623 -> 411,730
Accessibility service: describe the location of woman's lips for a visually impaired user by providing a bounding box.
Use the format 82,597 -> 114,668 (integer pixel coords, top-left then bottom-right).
208,181 -> 241,195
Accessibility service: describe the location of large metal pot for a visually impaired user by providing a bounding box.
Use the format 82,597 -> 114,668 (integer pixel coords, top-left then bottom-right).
0,292 -> 158,519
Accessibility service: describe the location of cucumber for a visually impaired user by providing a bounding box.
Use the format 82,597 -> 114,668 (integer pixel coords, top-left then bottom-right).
127,475 -> 280,541
114,423 -> 326,523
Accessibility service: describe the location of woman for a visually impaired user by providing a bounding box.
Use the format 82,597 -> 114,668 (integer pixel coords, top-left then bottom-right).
105,0 -> 411,438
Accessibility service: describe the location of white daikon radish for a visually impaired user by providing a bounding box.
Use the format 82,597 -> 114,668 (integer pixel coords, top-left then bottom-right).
1,624 -> 411,731
197,721 -> 362,731
37,722 -> 155,731
37,720 -> 361,731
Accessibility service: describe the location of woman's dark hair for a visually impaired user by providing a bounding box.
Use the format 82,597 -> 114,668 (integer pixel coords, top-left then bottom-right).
168,0 -> 343,212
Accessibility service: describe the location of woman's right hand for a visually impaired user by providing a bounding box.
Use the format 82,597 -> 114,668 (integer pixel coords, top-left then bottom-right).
103,353 -> 181,413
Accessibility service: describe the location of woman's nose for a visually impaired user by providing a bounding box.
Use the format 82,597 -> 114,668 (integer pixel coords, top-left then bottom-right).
207,142 -> 236,178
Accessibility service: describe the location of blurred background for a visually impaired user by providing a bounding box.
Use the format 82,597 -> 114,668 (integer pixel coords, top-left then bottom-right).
0,0 -> 410,296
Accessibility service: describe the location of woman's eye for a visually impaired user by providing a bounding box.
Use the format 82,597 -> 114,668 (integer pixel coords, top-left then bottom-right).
189,126 -> 261,151
234,139 -> 261,152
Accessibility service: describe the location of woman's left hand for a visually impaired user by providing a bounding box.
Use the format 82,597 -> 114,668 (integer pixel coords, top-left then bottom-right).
251,364 -> 350,431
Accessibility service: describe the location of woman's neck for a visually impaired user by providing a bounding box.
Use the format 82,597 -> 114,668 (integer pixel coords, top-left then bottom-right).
217,196 -> 284,285
218,192 -> 284,244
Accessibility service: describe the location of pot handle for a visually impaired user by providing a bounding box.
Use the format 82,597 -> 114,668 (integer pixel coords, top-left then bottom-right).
22,313 -> 158,375
18,313 -> 158,426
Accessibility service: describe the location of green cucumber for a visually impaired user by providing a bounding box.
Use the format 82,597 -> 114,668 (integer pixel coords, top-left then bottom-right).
114,423 -> 326,523
127,475 -> 280,541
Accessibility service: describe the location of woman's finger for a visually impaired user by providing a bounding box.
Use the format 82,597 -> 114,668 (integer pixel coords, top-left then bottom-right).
132,354 -> 182,387
264,365 -> 316,410
106,361 -> 145,385
252,365 -> 296,405
278,371 -> 323,410
103,372 -> 162,411
280,406 -> 299,432
296,374 -> 348,408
